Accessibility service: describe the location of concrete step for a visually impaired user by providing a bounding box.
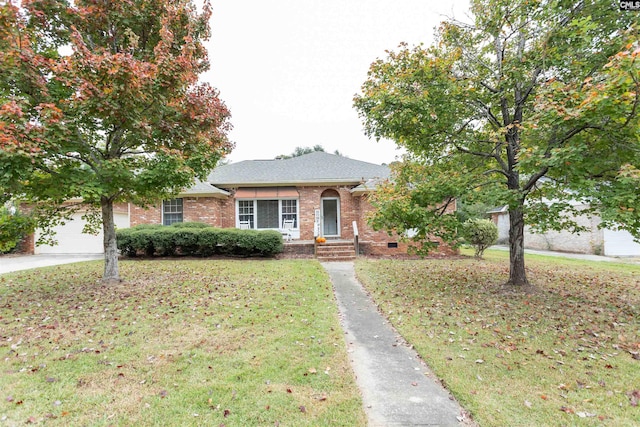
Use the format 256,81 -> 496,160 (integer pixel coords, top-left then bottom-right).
316,242 -> 356,261
317,245 -> 355,251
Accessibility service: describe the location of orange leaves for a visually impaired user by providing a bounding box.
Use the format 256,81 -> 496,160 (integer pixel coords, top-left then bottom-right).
35,103 -> 63,124
0,100 -> 24,118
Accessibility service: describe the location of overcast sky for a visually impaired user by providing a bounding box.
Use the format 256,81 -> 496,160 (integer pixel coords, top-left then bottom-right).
201,1 -> 471,165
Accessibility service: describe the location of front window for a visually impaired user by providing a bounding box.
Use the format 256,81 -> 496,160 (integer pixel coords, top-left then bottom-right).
238,200 -> 254,228
237,199 -> 298,230
257,200 -> 279,228
163,198 -> 183,225
281,199 -> 297,227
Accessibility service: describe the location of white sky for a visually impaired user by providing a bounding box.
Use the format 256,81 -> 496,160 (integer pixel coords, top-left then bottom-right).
201,1 -> 471,165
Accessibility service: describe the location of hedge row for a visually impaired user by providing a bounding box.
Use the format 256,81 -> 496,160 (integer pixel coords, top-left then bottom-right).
116,223 -> 284,257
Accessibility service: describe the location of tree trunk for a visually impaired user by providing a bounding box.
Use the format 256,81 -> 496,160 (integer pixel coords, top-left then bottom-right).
101,196 -> 120,282
507,207 -> 528,286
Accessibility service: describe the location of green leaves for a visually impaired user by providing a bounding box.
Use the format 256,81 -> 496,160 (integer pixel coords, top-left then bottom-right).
0,207 -> 34,253
462,219 -> 498,258
355,0 -> 640,283
0,0 -> 231,279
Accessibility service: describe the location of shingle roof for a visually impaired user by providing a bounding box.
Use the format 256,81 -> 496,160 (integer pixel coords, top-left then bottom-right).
179,180 -> 230,198
350,177 -> 388,195
207,151 -> 391,186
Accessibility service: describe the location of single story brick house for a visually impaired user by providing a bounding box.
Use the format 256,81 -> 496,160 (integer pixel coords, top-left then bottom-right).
130,151 -> 455,257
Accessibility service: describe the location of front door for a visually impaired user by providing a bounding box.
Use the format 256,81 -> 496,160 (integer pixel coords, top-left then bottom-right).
321,198 -> 339,237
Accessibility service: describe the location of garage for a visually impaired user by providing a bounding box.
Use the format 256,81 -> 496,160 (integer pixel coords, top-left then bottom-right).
603,228 -> 640,257
35,209 -> 130,254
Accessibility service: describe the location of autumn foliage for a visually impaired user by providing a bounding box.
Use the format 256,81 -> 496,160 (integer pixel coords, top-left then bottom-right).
355,0 -> 640,285
0,0 -> 232,280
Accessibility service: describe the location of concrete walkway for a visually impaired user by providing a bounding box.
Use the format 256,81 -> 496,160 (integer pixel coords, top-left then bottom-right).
323,262 -> 472,426
490,245 -> 640,263
0,254 -> 103,275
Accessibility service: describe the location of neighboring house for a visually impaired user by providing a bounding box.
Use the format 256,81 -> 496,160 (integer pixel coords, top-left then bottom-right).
130,151 -> 456,257
489,204 -> 640,257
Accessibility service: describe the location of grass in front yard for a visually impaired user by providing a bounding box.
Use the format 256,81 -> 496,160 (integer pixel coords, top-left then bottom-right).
356,251 -> 640,426
0,260 -> 365,426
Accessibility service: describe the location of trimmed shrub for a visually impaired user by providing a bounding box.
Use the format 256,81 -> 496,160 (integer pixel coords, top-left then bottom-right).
115,228 -> 136,257
131,228 -> 156,257
170,222 -> 209,229
172,228 -> 201,255
462,218 -> 498,258
131,223 -> 163,230
196,228 -> 220,256
252,230 -> 284,255
116,224 -> 284,258
153,228 -> 177,256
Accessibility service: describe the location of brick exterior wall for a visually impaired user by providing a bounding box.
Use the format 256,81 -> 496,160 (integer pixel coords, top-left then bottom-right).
14,233 -> 35,254
129,187 -> 458,257
130,197 -> 229,227
130,203 -> 162,226
354,194 -> 458,257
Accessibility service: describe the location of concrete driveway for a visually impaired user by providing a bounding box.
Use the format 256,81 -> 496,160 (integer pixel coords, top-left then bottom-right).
0,254 -> 103,275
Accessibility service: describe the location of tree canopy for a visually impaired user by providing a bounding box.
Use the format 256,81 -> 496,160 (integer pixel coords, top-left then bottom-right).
275,145 -> 345,159
0,0 -> 232,281
354,0 -> 640,285
276,145 -> 325,159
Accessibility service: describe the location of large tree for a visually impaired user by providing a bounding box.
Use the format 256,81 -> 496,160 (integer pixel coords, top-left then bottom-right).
354,0 -> 639,285
0,0 -> 232,281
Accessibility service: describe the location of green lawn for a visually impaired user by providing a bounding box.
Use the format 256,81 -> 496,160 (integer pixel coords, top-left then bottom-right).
0,260 -> 365,426
355,250 -> 640,426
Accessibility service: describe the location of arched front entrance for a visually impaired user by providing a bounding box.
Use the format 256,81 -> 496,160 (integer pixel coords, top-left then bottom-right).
320,189 -> 340,237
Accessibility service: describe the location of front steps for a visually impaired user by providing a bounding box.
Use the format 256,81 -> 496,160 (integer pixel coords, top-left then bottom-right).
316,240 -> 356,262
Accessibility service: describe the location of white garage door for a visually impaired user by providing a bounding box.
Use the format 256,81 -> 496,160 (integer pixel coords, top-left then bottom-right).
35,212 -> 130,254
603,228 -> 640,257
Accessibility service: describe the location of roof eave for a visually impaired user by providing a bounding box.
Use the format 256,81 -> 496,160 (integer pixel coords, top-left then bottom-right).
178,189 -> 230,199
211,179 -> 373,187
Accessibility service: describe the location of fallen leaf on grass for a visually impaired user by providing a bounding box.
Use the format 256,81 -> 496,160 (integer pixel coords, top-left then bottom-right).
223,409 -> 231,417
576,412 -> 596,418
159,390 -> 168,398
560,406 -> 574,414
308,368 -> 317,374
524,400 -> 532,408
299,405 -> 306,413
628,390 -> 640,407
